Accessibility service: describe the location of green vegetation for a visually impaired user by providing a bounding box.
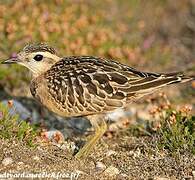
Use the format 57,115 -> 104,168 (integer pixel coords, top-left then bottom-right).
157,108 -> 195,154
127,94 -> 195,155
0,102 -> 38,147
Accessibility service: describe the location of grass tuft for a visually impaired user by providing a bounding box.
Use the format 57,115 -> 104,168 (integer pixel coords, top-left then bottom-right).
149,93 -> 195,155
157,107 -> 195,154
126,93 -> 195,155
0,102 -> 38,147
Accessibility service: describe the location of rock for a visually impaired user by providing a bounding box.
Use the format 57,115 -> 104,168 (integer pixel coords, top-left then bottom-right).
1,99 -> 31,120
106,108 -> 127,121
41,129 -> 65,143
104,166 -> 120,177
95,161 -> 106,171
106,107 -> 137,132
2,157 -> 13,166
106,108 -> 135,122
31,110 -> 40,123
67,117 -> 91,134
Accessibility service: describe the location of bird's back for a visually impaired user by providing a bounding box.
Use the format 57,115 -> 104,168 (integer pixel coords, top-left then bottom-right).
30,56 -> 193,117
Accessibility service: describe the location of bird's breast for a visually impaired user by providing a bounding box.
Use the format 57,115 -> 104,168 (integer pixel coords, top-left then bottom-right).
30,76 -> 75,117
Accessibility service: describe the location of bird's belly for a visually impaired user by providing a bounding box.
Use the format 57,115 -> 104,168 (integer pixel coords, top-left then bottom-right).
36,90 -> 120,117
36,90 -> 82,117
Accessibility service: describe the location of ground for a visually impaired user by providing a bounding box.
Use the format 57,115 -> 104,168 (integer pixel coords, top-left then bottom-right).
0,1 -> 195,180
0,136 -> 194,180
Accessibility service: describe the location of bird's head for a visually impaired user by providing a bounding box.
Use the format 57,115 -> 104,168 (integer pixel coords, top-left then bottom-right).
2,43 -> 61,77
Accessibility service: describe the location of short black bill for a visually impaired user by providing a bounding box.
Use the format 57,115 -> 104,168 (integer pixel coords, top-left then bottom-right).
1,57 -> 18,64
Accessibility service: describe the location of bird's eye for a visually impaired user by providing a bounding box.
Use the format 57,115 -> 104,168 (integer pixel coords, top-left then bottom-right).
33,54 -> 43,61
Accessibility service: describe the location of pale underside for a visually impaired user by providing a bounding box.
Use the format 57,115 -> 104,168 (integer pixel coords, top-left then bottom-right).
30,56 -> 184,117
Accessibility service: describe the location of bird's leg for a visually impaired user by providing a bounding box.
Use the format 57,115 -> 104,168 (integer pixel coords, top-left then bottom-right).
75,114 -> 107,159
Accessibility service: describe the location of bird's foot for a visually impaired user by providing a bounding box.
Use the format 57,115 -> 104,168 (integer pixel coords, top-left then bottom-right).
75,119 -> 107,159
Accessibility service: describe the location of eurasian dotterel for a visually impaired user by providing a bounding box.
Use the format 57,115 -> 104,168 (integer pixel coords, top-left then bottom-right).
2,43 -> 194,158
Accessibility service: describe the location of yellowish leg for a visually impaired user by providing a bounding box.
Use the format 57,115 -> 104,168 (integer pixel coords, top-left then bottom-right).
75,115 -> 107,159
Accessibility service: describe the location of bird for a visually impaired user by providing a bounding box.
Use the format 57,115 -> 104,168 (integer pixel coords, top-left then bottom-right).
1,43 -> 194,158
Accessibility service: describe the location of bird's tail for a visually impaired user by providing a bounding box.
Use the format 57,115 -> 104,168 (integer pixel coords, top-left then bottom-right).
161,72 -> 195,84
125,72 -> 194,99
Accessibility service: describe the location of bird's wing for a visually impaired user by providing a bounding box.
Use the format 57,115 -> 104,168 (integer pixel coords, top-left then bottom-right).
44,56 -> 191,116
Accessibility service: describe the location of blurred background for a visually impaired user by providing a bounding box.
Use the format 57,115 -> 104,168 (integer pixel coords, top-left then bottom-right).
0,0 -> 194,130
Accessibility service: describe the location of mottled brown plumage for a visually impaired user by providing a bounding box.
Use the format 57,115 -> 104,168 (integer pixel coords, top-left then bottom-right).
2,43 -> 194,158
24,43 -> 57,55
31,55 -> 193,118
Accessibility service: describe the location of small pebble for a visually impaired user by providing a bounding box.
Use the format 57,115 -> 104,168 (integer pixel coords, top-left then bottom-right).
118,173 -> 128,179
2,157 -> 13,166
33,156 -> 40,161
17,162 -> 25,170
95,161 -> 106,171
129,150 -> 135,156
192,171 -> 195,177
17,162 -> 24,166
106,150 -> 117,157
104,166 -> 120,177
129,149 -> 141,158
54,141 -> 76,155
